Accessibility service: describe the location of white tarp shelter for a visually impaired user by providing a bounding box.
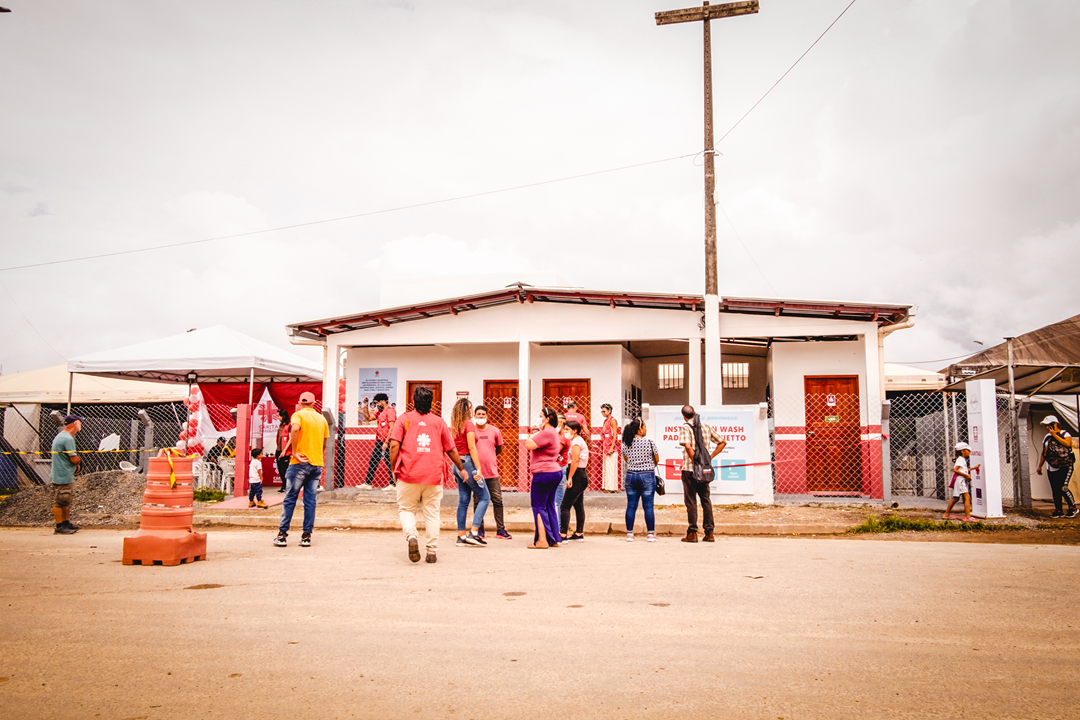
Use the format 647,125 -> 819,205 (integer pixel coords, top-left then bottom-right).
67,325 -> 322,384
0,364 -> 187,405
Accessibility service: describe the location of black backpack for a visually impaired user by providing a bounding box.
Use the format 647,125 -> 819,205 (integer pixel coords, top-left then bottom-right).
690,416 -> 715,484
1044,434 -> 1074,467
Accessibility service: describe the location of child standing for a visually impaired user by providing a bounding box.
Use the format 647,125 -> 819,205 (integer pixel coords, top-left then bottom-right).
248,448 -> 267,508
944,442 -> 980,521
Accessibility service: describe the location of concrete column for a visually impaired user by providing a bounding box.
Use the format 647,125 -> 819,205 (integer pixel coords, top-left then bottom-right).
517,338 -> 532,491
704,295 -> 723,406
321,341 -> 341,490
688,336 -> 702,407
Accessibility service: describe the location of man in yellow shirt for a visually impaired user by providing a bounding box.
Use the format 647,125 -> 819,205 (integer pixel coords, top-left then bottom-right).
274,392 -> 329,548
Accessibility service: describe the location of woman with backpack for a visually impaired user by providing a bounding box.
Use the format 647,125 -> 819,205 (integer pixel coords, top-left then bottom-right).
1036,415 -> 1078,519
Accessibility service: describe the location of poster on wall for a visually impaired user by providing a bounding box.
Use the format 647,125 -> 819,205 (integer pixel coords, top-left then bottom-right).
965,378 -> 1004,518
653,407 -> 755,494
358,368 -> 398,407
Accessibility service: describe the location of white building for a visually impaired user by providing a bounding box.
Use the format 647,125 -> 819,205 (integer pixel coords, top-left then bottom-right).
288,284 -> 913,500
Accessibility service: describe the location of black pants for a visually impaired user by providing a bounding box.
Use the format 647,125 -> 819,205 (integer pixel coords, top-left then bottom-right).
474,477 -> 506,534
560,467 -> 589,535
276,455 -> 290,490
682,471 -> 714,534
1047,464 -> 1076,513
365,440 -> 394,485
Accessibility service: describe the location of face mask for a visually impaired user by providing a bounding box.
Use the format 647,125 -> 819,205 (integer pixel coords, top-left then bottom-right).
475,418 -> 487,426
563,431 -> 572,440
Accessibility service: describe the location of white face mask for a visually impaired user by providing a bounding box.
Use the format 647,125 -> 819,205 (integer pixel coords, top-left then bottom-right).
563,431 -> 572,440
475,418 -> 487,426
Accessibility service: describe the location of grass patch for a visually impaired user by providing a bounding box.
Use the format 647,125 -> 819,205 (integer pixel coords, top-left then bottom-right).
849,515 -> 1022,534
193,489 -> 226,504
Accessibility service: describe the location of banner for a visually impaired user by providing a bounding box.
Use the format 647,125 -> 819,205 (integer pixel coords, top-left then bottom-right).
653,407 -> 755,494
965,379 -> 1005,518
358,368 -> 398,407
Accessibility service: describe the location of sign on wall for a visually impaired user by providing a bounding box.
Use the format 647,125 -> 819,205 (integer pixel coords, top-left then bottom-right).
358,368 -> 398,406
653,407 -> 755,494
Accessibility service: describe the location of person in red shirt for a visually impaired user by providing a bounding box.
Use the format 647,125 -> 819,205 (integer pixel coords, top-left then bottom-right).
600,403 -> 620,492
471,405 -> 510,539
450,397 -> 489,547
525,407 -> 563,549
275,408 -> 292,493
364,393 -> 397,488
564,400 -> 586,429
389,386 -> 464,564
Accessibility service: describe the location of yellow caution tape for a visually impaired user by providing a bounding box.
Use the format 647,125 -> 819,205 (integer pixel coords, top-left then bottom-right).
159,448 -> 199,489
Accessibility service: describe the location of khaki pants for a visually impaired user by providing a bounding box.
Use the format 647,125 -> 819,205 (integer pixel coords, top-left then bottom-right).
396,481 -> 443,552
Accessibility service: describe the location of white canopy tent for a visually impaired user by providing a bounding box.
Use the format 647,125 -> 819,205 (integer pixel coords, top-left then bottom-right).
0,364 -> 187,405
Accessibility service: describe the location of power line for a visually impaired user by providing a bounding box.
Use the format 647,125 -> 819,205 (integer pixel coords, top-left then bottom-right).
717,0 -> 859,146
0,275 -> 67,362
0,153 -> 699,273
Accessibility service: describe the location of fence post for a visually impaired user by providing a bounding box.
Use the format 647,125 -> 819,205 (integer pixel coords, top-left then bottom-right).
1016,399 -> 1032,508
881,400 -> 892,506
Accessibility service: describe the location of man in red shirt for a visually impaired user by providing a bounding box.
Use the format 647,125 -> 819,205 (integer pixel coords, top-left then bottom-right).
565,400 -> 586,429
389,387 -> 465,564
364,393 -> 397,488
471,405 -> 511,539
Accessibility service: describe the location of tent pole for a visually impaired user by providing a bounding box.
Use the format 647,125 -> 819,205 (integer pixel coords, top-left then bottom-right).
248,368 -> 254,405
67,372 -> 73,415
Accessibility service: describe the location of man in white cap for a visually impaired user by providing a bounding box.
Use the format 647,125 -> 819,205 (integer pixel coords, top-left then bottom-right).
274,392 -> 329,547
50,414 -> 83,534
1036,415 -> 1078,518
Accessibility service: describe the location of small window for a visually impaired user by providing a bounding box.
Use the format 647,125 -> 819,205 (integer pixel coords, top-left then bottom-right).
658,363 -> 684,390
722,362 -> 749,389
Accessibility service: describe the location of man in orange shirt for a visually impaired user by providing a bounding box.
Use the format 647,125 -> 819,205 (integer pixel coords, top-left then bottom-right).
274,392 -> 329,548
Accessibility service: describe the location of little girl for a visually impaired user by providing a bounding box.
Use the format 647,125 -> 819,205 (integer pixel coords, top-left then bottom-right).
944,442 -> 980,521
248,448 -> 267,508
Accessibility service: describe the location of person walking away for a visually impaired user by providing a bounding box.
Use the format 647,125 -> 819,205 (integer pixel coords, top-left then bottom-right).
560,419 -> 590,541
621,418 -> 659,542
50,414 -> 83,534
248,448 -> 268,508
553,415 -> 570,514
472,405 -> 511,539
274,392 -> 329,548
275,409 -> 292,493
944,441 -> 980,521
450,397 -> 489,547
679,405 -> 726,543
1036,415 -> 1078,518
364,393 -> 397,488
600,403 -> 620,492
525,408 -> 563,549
389,386 -> 465,564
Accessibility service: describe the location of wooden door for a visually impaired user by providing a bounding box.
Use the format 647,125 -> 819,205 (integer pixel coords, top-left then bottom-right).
804,376 -> 862,493
543,378 -> 591,429
484,380 -> 519,488
405,381 -> 443,416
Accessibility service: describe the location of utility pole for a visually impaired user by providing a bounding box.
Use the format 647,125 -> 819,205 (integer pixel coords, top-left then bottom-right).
656,0 -> 759,406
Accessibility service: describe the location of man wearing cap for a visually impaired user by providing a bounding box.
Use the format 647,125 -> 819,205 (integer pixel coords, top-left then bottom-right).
1036,415 -> 1078,519
50,415 -> 83,534
274,392 -> 330,548
363,392 -> 396,488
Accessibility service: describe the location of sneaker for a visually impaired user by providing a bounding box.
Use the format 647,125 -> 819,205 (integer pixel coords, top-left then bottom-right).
467,531 -> 487,545
277,487 -> 286,493
569,533 -> 585,542
274,532 -> 288,547
626,532 -> 635,542
300,532 -> 311,547
54,524 -> 77,535
456,536 -> 473,547
248,500 -> 256,508
425,552 -> 437,564
256,500 -> 268,509
1051,511 -> 1065,518
63,520 -> 80,531
496,530 -> 512,540
408,537 -> 420,563
647,533 -> 658,542
1067,507 -> 1079,519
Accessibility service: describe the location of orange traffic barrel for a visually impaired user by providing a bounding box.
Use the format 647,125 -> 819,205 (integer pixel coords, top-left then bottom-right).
123,450 -> 207,566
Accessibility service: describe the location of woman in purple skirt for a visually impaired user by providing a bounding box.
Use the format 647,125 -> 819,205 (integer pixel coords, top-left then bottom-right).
525,407 -> 562,548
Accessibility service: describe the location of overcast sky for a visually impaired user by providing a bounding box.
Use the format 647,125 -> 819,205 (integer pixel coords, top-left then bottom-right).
2,0 -> 1077,375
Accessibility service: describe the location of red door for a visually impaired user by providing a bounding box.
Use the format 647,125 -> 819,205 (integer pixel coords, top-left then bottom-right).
804,376 -> 861,493
542,379 -> 591,429
484,380 -> 519,488
405,381 -> 443,416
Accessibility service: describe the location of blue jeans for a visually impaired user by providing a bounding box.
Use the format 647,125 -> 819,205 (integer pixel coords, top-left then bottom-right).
554,465 -> 568,509
625,470 -> 656,532
279,462 -> 321,535
454,456 -> 490,531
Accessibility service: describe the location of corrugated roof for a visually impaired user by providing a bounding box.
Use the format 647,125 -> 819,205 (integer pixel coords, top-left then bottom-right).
288,284 -> 911,339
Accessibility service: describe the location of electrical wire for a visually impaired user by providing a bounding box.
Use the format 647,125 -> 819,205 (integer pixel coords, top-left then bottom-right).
0,275 -> 67,362
715,199 -> 778,296
0,152 -> 699,274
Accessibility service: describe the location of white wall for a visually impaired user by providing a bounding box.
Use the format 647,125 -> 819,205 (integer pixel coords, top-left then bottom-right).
771,339 -> 870,427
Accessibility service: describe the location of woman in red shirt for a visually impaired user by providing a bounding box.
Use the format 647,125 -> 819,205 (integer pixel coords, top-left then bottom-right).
275,408 -> 292,493
525,407 -> 562,548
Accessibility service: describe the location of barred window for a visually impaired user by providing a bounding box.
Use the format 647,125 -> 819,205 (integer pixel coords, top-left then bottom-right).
722,362 -> 749,389
658,363 -> 684,390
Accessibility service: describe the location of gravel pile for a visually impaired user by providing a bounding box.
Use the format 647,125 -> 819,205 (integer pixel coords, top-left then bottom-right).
0,470 -> 147,527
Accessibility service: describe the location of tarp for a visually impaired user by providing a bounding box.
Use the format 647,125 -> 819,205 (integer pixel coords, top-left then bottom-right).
0,364 -> 188,405
941,314 -> 1080,394
67,325 -> 322,384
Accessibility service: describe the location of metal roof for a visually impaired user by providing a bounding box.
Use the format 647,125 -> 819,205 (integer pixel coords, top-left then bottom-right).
287,284 -> 912,340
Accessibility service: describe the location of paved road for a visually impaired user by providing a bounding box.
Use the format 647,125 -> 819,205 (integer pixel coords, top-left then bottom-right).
1,527 -> 1077,720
